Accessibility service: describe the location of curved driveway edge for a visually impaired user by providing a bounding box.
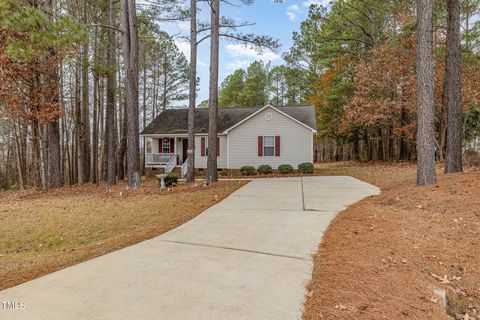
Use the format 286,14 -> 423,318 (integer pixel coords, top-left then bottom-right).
0,176 -> 379,320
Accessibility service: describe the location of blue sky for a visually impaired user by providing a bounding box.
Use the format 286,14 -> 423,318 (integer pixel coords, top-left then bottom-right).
160,0 -> 329,105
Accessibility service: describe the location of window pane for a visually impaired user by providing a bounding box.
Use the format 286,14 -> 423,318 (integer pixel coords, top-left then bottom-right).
162,139 -> 170,154
264,136 -> 274,147
264,146 -> 274,156
263,136 -> 274,156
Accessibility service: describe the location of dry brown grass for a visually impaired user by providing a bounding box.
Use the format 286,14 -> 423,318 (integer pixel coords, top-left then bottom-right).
0,179 -> 246,291
304,162 -> 480,320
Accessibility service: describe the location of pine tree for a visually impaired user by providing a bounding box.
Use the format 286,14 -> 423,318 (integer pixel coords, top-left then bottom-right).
444,0 -> 463,173
416,0 -> 437,185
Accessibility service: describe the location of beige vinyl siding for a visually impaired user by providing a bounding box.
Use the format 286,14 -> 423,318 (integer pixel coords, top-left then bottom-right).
195,135 -> 228,169
227,108 -> 314,169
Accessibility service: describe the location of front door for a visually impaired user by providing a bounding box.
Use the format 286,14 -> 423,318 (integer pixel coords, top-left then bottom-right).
182,139 -> 188,164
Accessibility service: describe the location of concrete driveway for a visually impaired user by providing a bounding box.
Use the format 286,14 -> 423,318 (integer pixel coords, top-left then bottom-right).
0,176 -> 379,320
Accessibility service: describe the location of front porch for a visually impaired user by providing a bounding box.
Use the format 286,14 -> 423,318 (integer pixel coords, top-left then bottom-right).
144,136 -> 190,176
145,137 -> 189,166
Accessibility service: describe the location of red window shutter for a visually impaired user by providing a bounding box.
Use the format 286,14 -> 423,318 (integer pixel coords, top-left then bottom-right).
216,137 -> 220,157
258,136 -> 263,157
275,136 -> 281,157
201,137 -> 206,157
170,138 -> 175,153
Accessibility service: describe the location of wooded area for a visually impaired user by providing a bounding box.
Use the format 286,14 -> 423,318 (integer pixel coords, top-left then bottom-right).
217,0 -> 480,173
0,0 -> 279,189
0,0 -> 479,190
0,0 -> 194,190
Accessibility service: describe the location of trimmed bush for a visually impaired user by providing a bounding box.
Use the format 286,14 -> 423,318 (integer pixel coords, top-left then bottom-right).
257,164 -> 273,175
164,174 -> 178,187
278,164 -> 294,174
240,166 -> 256,176
298,162 -> 314,174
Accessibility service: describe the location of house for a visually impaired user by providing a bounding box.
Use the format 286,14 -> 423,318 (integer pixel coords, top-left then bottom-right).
140,105 -> 317,176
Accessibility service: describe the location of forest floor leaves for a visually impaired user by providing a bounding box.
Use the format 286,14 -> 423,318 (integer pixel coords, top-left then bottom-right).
0,179 -> 247,291
304,161 -> 480,320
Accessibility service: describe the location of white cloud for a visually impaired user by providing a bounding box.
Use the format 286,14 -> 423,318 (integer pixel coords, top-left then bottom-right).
226,59 -> 251,71
302,0 -> 329,8
174,40 -> 190,59
287,4 -> 300,21
225,44 -> 281,72
173,40 -> 207,68
176,20 -> 190,32
286,12 -> 296,21
225,44 -> 280,62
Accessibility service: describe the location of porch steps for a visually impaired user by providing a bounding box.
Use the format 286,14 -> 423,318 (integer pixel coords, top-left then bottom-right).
170,167 -> 182,177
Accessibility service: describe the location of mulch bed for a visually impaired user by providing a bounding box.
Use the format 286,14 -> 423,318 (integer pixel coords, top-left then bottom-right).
303,163 -> 480,320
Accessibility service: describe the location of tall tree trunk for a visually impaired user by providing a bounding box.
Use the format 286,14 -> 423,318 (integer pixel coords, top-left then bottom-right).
117,103 -> 127,180
13,120 -> 24,191
64,117 -> 72,185
48,120 -> 62,188
42,0 -> 63,188
99,77 -> 105,181
415,0 -> 437,185
162,61 -> 168,110
81,0 -> 90,182
106,0 -> 117,185
444,0 -> 463,173
32,120 -> 41,188
206,0 -> 219,184
437,99 -> 447,161
92,69 -> 99,184
75,57 -> 84,184
59,63 -> 66,184
121,0 -> 141,188
91,24 -> 99,184
39,124 -> 48,190
21,122 -> 28,184
187,0 -> 197,183
142,64 -> 147,175
152,64 -> 157,118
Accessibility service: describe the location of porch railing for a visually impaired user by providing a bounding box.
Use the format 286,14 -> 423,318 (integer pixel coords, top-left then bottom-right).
145,153 -> 175,165
181,157 -> 189,178
165,155 -> 177,174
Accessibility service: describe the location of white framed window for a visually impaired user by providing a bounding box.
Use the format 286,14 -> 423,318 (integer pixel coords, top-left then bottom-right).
263,136 -> 275,157
145,138 -> 152,154
162,138 -> 171,154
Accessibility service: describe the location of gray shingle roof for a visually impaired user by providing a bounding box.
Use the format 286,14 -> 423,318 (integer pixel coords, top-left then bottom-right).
140,105 -> 317,135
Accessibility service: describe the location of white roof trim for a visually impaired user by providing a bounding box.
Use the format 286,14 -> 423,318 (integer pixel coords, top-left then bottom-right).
222,105 -> 317,134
